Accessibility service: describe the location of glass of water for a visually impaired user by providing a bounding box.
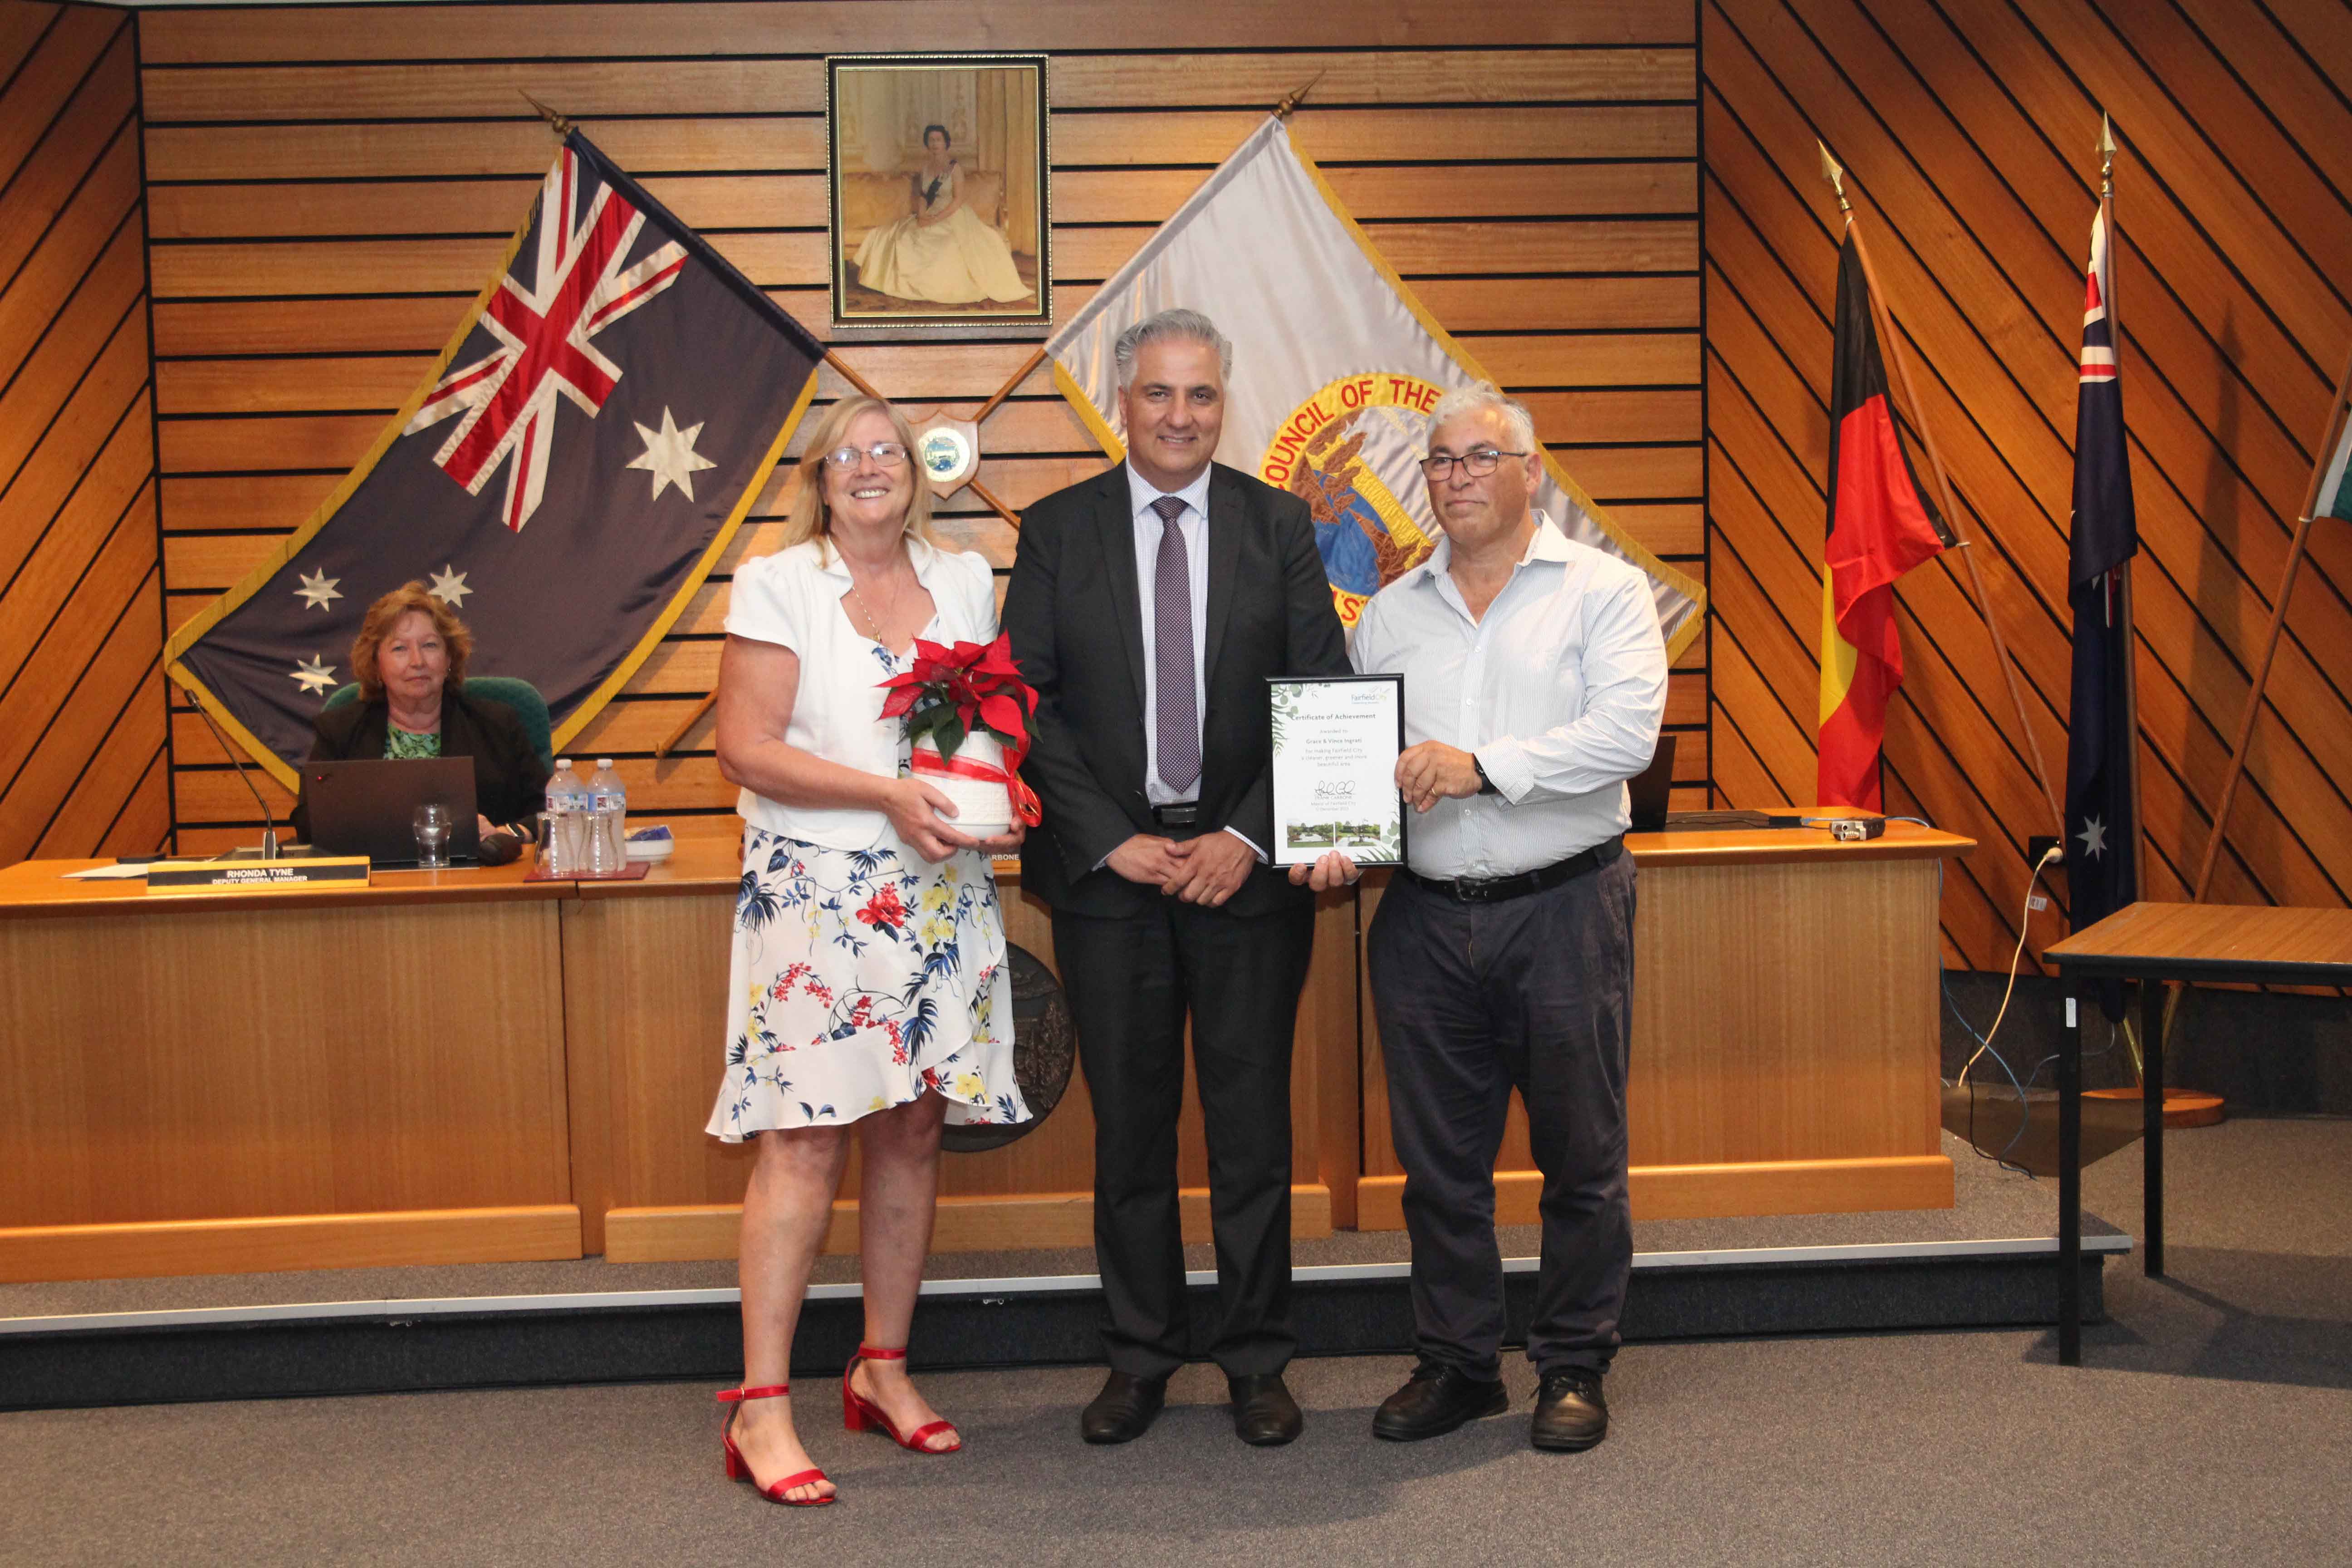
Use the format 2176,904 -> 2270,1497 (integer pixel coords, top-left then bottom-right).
412,803 -> 451,868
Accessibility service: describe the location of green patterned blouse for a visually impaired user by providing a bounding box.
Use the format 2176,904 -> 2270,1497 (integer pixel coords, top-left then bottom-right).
385,724 -> 442,760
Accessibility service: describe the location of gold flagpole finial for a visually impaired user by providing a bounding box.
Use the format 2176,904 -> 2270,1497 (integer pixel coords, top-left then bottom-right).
1816,139 -> 1852,216
521,92 -> 574,138
1274,69 -> 1326,120
2098,112 -> 2116,199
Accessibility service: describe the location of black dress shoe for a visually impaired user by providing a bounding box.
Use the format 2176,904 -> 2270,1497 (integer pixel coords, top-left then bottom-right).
1227,1372 -> 1303,1446
1531,1368 -> 1608,1452
1080,1370 -> 1166,1445
1371,1361 -> 1508,1441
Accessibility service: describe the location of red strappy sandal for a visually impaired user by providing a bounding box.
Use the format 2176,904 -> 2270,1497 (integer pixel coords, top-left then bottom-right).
717,1385 -> 835,1505
842,1346 -> 962,1453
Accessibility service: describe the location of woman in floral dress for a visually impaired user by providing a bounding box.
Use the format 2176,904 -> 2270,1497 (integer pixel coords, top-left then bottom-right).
708,395 -> 1030,1505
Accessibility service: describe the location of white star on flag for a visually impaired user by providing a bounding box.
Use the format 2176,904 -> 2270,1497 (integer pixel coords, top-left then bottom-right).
426,565 -> 472,608
628,406 -> 717,501
295,568 -> 342,612
2076,815 -> 2108,860
291,655 -> 336,695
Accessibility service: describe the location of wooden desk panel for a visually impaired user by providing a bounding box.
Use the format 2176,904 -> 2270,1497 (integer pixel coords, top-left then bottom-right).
1357,825 -> 1967,1226
0,859 -> 578,1281
569,837 -> 1356,1260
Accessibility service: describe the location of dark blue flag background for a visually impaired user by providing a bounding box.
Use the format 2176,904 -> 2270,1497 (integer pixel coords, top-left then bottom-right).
2064,209 -> 2138,966
167,130 -> 823,785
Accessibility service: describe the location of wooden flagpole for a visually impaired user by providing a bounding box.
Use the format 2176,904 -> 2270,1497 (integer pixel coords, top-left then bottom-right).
2190,336 -> 2352,902
1816,144 -> 2064,836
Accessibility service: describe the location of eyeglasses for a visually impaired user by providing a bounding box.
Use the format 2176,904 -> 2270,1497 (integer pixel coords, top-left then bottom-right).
821,441 -> 910,470
1418,448 -> 1528,479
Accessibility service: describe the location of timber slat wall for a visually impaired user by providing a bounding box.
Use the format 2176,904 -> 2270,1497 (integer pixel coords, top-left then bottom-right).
141,0 -> 1709,851
1702,0 -> 2352,972
0,0 -> 165,867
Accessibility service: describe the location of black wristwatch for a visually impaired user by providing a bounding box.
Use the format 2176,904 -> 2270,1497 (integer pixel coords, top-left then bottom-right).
1471,753 -> 1499,795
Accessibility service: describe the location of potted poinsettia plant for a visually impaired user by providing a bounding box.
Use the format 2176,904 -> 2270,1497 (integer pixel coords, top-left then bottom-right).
877,632 -> 1042,833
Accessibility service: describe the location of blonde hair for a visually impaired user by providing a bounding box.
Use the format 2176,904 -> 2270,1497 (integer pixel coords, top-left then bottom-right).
780,396 -> 936,561
351,583 -> 471,702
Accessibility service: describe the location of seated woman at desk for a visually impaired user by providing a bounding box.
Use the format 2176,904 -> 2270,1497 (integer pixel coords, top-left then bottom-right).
850,124 -> 1032,306
288,582 -> 549,843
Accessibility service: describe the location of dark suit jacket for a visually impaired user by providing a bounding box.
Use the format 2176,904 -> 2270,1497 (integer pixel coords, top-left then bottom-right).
1004,461 -> 1350,919
289,688 -> 552,840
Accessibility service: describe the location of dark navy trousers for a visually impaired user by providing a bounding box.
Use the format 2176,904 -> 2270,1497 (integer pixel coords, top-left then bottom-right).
1367,848 -> 1637,1379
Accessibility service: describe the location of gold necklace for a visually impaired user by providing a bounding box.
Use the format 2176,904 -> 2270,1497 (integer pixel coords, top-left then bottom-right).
846,554 -> 905,644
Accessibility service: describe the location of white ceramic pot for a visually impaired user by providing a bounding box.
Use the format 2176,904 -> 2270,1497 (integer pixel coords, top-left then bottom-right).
912,730 -> 1013,833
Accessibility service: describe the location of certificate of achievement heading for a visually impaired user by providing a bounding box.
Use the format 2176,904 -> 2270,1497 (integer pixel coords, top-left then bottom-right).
1268,675 -> 1406,867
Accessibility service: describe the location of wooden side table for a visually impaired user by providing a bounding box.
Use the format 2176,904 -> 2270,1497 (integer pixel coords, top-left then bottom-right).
2043,902 -> 2352,1364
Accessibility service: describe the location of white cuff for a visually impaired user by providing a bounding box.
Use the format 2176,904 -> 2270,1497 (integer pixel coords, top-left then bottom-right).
1476,739 -> 1536,804
1224,825 -> 1269,863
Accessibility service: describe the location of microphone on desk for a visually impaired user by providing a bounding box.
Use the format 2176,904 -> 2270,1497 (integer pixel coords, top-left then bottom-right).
187,699 -> 283,859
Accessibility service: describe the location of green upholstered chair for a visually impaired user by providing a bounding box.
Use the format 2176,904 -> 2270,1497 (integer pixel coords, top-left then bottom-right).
321,676 -> 554,771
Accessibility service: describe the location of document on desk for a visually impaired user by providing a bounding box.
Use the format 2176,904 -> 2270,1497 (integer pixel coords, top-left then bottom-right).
61,863 -> 151,880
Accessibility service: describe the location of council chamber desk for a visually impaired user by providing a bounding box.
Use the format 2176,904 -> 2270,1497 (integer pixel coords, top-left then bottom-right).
0,822 -> 1969,1281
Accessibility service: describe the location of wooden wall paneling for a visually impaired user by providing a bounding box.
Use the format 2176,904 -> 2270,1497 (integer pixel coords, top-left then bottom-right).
135,2 -> 1698,63
146,9 -> 1705,845
1702,0 -> 2352,970
1783,0 -> 2352,781
34,666 -> 167,858
0,25 -> 134,287
0,11 -> 159,870
0,425 -> 152,696
0,570 -> 161,865
0,4 -> 118,186
0,314 -> 148,585
0,218 -> 145,500
0,123 -> 136,388
0,5 -> 63,89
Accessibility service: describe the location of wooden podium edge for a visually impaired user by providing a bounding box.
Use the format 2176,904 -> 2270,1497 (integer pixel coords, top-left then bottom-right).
1356,1155 -> 1955,1230
604,1184 -> 1337,1263
0,1205 -> 583,1284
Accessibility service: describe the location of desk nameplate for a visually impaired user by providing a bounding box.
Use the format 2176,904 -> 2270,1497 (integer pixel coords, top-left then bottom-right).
145,857 -> 371,894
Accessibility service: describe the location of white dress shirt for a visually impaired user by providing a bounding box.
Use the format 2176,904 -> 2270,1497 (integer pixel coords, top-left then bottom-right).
1349,512 -> 1667,880
1125,461 -> 1211,805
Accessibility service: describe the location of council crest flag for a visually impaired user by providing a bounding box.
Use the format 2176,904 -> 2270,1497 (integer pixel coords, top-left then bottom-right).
167,129 -> 824,785
1041,115 -> 1703,655
1817,233 -> 1954,812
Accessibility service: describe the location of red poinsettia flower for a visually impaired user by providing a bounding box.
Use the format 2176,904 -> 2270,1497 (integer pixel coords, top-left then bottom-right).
874,632 -> 1044,827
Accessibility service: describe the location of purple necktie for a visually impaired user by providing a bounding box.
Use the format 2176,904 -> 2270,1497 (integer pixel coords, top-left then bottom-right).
1151,494 -> 1200,795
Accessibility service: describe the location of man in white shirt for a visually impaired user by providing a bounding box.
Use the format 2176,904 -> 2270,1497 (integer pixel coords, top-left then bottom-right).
1294,384 -> 1666,1452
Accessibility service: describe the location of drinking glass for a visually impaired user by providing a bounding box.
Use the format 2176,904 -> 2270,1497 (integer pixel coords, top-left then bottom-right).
412,803 -> 451,868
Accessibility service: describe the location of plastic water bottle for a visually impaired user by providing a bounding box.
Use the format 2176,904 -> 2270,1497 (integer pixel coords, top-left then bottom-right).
586,759 -> 627,877
545,759 -> 590,875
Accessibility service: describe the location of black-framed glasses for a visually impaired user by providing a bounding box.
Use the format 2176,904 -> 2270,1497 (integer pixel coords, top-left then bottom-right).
1418,447 -> 1527,479
821,441 -> 910,470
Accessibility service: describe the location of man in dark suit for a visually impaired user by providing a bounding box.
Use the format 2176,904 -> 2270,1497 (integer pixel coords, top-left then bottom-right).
1003,308 -> 1348,1447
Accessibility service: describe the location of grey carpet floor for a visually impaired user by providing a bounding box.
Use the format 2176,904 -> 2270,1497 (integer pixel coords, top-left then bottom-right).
4,1118 -> 2348,1565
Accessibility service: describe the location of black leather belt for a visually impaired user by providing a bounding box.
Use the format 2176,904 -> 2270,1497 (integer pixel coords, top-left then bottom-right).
1151,803 -> 1200,828
1401,836 -> 1624,904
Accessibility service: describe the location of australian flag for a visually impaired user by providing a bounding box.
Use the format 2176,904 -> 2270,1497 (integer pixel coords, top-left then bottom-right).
166,130 -> 823,783
2064,207 -> 2138,953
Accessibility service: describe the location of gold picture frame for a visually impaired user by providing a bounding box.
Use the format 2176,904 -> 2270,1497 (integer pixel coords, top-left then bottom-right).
826,54 -> 1052,333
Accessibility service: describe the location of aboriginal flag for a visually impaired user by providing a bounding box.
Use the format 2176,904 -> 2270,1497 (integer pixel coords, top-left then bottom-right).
2063,209 -> 2138,939
1817,235 -> 1954,810
167,130 -> 823,786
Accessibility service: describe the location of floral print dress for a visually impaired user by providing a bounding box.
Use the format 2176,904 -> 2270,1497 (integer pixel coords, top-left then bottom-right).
706,642 -> 1031,1141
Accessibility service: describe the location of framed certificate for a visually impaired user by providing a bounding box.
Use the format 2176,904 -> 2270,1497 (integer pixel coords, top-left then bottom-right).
1268,674 -> 1406,868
